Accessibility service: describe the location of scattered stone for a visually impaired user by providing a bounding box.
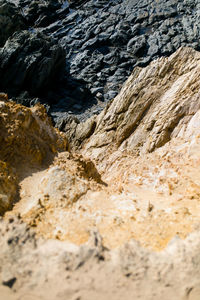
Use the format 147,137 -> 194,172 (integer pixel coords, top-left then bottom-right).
148,202 -> 154,212
2,277 -> 16,289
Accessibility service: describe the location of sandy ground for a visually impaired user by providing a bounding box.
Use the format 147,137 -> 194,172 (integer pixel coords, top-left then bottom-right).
5,135 -> 200,253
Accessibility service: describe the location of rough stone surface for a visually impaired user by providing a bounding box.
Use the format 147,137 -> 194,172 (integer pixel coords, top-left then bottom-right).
18,0 -> 64,28
82,47 -> 200,164
0,30 -> 66,95
2,24 -> 200,300
5,48 -> 200,255
39,0 -> 200,121
0,0 -> 25,47
2,0 -> 200,125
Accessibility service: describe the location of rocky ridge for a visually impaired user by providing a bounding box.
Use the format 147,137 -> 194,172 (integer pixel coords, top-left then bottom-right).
81,47 -> 200,163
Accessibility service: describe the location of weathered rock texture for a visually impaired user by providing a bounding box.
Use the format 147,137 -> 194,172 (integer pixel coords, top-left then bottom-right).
0,0 -> 25,47
2,0 -> 200,124
82,47 -> 200,165
0,30 -> 66,95
0,97 -> 67,214
40,0 -> 200,105
2,47 -> 200,250
2,47 -> 200,299
19,0 -> 64,28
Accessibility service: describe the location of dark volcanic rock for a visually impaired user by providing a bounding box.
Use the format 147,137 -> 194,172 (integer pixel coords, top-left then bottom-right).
0,30 -> 66,95
68,0 -> 90,8
18,0 -> 64,28
39,0 -> 200,109
0,0 -> 25,46
1,0 -> 200,126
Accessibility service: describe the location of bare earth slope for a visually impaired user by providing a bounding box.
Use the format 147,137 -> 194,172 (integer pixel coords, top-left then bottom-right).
1,47 -> 200,299
0,99 -> 67,215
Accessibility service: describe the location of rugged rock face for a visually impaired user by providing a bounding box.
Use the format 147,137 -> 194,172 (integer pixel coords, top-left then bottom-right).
0,99 -> 67,167
1,47 -> 200,251
2,0 -> 200,299
1,0 -> 200,125
19,0 -> 64,28
82,47 -> 200,165
41,0 -> 200,105
1,47 -> 200,299
0,0 -> 25,47
0,30 -> 66,95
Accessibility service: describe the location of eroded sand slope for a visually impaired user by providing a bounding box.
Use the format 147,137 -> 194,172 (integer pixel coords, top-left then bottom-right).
1,47 -> 200,299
